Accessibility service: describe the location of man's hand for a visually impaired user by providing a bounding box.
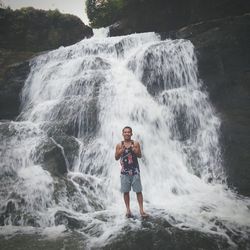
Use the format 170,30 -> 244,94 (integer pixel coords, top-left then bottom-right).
115,143 -> 124,160
132,141 -> 142,158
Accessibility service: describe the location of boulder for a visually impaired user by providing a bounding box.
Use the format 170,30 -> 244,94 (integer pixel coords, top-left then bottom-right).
34,137 -> 68,177
54,210 -> 87,229
103,217 -> 229,250
33,133 -> 80,176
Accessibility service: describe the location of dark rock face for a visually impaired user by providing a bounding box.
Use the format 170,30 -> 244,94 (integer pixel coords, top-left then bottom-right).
109,0 -> 250,36
0,60 -> 30,120
174,14 -> 250,196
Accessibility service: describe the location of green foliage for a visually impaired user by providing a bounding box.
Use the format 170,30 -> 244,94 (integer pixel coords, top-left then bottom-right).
86,0 -> 127,27
86,0 -> 149,27
0,7 -> 92,52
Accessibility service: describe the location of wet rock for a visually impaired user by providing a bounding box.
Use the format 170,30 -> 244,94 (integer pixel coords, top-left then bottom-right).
70,175 -> 105,211
0,60 -> 31,120
0,199 -> 40,227
109,19 -> 134,37
42,145 -> 68,176
0,232 -> 87,250
50,135 -> 80,171
79,57 -> 111,71
54,210 -> 87,229
0,120 -> 14,138
0,200 -> 17,226
34,137 -> 68,177
103,219 -> 229,250
42,71 -> 103,138
53,178 -> 91,213
16,127 -> 80,178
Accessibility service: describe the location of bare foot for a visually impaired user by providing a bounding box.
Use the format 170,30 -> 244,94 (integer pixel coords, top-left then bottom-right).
126,212 -> 133,218
126,209 -> 133,218
140,211 -> 149,218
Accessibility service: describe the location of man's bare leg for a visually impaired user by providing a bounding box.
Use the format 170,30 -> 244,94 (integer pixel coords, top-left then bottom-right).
124,192 -> 132,216
136,192 -> 148,217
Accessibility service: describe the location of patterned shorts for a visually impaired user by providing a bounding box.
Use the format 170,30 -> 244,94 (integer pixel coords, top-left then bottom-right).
120,174 -> 142,193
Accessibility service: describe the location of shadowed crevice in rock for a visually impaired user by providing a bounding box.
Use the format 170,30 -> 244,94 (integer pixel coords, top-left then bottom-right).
0,61 -> 31,120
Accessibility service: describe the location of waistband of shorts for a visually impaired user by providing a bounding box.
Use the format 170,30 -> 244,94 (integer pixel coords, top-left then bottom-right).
121,172 -> 139,176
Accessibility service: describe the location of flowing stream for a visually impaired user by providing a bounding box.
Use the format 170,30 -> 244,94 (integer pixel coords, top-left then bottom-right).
0,31 -> 249,249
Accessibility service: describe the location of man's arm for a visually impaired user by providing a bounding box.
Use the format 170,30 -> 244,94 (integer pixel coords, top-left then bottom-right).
132,141 -> 142,158
115,143 -> 123,160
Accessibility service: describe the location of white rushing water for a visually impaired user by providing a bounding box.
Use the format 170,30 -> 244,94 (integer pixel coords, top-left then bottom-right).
0,30 -> 250,248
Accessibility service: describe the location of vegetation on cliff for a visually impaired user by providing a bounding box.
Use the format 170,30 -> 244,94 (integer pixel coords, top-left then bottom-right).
86,0 -> 127,27
0,7 -> 92,51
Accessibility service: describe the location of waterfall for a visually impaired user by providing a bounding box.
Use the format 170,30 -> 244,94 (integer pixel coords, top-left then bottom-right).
0,31 -> 249,248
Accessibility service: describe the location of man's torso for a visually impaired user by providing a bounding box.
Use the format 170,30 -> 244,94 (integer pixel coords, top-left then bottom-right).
120,140 -> 140,176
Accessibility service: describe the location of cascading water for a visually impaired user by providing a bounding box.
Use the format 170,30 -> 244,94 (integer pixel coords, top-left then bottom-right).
0,31 -> 249,249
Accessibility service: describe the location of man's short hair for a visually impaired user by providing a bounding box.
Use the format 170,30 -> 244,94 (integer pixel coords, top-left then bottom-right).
122,126 -> 132,133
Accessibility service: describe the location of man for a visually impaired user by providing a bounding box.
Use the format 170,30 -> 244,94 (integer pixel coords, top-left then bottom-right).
115,126 -> 148,218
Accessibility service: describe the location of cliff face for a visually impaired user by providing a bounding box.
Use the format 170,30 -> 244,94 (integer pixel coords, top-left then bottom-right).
107,0 -> 250,36
175,14 -> 250,196
0,7 -> 93,120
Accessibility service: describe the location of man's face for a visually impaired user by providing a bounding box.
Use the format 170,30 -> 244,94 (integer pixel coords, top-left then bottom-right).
122,128 -> 132,140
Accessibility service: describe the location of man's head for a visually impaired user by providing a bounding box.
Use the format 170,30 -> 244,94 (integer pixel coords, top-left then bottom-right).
122,126 -> 133,141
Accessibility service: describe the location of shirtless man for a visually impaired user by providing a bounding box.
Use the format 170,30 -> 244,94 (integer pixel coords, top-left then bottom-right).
115,126 -> 148,218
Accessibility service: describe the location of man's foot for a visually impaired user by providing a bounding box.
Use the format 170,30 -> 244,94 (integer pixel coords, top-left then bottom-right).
125,212 -> 133,218
140,212 -> 149,218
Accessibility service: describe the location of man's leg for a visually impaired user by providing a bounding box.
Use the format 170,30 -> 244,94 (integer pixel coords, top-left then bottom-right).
123,192 -> 131,216
121,175 -> 132,216
136,192 -> 148,217
132,175 -> 148,217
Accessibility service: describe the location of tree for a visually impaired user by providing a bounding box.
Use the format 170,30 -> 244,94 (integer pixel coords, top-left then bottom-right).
86,0 -> 126,27
0,0 -> 8,9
